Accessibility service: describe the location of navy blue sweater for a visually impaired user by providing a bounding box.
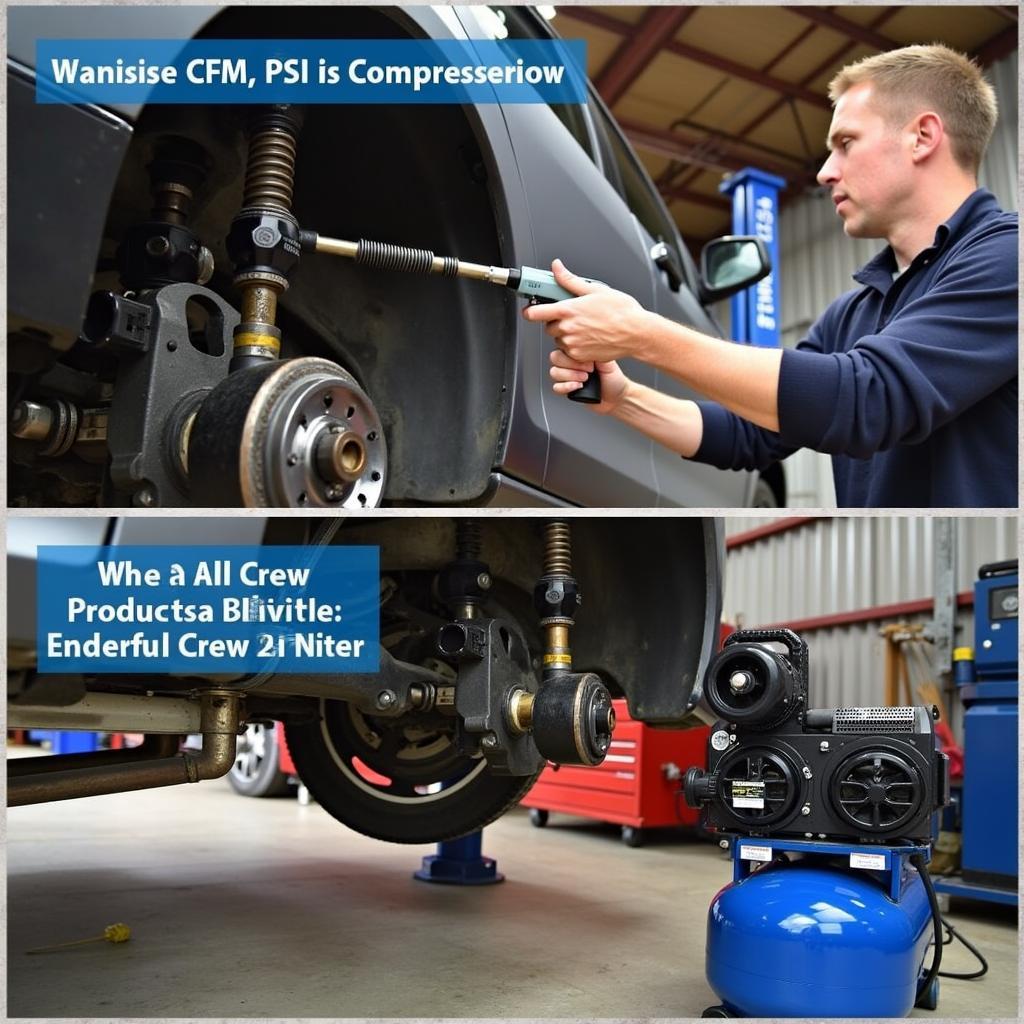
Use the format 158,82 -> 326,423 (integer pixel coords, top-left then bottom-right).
694,190 -> 1018,507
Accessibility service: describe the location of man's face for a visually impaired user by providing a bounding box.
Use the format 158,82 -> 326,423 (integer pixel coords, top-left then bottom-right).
817,81 -> 915,239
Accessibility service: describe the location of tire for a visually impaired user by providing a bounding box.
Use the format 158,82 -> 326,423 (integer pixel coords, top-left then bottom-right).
285,699 -> 541,844
529,808 -> 549,828
227,723 -> 291,797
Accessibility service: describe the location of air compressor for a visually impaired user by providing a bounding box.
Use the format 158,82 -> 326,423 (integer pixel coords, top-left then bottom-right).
684,629 -> 950,1018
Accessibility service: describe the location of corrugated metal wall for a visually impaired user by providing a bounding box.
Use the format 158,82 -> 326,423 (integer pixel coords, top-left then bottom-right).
773,50 -> 1019,506
978,50 -> 1019,210
721,516 -> 1017,736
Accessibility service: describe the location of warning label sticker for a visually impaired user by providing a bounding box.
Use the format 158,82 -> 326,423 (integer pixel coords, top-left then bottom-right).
849,851 -> 887,871
730,781 -> 765,809
740,844 -> 773,862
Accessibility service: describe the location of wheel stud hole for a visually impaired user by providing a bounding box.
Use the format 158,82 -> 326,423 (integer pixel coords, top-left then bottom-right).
358,493 -> 367,506
367,431 -> 377,442
371,471 -> 381,482
297,492 -> 307,505
347,406 -> 355,419
323,394 -> 333,408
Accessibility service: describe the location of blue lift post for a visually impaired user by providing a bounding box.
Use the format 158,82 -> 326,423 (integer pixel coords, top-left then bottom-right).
414,830 -> 504,885
934,561 -> 1019,907
719,167 -> 786,348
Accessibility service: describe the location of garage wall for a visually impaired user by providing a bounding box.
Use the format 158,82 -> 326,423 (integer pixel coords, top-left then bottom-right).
720,516 -> 1017,737
775,49 -> 1018,506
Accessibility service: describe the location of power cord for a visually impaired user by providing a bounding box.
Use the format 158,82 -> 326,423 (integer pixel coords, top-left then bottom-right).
912,853 -> 990,1010
937,920 -> 989,980
912,852 -> 944,1007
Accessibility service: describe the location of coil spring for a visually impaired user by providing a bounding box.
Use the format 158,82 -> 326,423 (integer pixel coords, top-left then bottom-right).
243,128 -> 297,211
356,239 -> 458,277
543,521 -> 572,576
455,520 -> 483,561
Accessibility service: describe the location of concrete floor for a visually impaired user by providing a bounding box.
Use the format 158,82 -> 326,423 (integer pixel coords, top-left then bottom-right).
6,766 -> 1020,1020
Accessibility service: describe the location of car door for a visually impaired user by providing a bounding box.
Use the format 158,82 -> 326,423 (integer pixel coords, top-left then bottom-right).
588,103 -> 753,507
457,4 -> 660,507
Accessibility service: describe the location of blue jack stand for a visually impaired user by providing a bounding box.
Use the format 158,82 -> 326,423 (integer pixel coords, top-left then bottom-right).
414,830 -> 504,885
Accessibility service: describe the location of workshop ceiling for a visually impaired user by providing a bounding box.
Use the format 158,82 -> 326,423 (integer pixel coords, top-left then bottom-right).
548,5 -> 1017,244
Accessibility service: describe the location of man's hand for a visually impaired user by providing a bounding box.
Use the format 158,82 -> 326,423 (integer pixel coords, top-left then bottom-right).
522,259 -> 652,364
550,349 -> 628,414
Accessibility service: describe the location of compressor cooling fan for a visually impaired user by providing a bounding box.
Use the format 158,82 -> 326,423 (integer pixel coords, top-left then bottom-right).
829,749 -> 925,835
688,746 -> 802,830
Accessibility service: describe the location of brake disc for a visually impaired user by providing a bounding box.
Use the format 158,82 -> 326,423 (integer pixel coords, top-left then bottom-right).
189,356 -> 387,508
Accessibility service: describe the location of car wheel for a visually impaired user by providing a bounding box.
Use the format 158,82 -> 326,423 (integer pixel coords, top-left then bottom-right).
227,723 -> 292,797
285,700 -> 541,844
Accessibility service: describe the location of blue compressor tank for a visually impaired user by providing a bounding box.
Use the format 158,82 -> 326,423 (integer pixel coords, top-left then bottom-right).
706,859 -> 932,1017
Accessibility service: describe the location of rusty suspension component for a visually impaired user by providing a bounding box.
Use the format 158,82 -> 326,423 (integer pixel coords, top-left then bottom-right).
537,520 -> 578,676
226,106 -> 304,371
7,691 -> 242,806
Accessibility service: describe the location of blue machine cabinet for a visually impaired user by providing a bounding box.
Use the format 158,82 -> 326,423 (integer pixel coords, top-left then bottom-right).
934,561 -> 1018,906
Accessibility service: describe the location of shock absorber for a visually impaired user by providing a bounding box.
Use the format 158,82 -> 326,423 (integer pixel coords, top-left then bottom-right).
225,105 -> 304,372
187,106 -> 388,507
114,137 -> 215,293
537,521 -> 577,677
436,520 -> 492,621
505,521 -> 615,766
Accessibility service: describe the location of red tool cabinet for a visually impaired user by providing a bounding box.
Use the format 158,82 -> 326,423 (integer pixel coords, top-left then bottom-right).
521,699 -> 709,846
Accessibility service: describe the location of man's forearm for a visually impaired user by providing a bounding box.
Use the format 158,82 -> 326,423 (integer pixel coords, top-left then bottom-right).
639,314 -> 784,432
610,380 -> 704,458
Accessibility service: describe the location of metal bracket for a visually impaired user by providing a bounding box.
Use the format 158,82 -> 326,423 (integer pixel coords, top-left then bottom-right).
450,617 -> 545,776
107,282 -> 237,506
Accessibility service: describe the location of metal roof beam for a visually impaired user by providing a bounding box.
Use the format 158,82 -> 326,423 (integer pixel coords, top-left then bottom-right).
975,25 -> 1018,65
662,185 -> 731,210
618,117 -> 815,187
783,6 -> 898,51
595,7 -> 695,107
559,6 -> 831,110
735,7 -> 903,145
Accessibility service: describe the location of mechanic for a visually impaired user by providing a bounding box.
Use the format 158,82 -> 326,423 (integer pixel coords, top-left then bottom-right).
527,44 -> 1018,508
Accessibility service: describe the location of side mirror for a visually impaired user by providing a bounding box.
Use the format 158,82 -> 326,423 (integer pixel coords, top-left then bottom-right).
698,235 -> 771,305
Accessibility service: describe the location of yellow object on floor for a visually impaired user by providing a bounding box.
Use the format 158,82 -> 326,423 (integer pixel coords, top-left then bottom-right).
27,923 -> 131,954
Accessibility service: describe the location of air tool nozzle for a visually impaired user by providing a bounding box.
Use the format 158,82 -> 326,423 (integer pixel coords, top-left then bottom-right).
301,230 -> 603,404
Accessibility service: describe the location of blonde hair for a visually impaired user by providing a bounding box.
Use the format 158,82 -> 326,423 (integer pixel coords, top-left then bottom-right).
828,44 -> 997,174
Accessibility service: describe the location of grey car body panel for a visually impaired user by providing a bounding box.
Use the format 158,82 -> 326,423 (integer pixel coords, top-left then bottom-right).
9,3 -> 763,508
7,67 -> 133,350
479,473 -> 572,507
7,518 -> 114,645
493,104 -> 662,507
109,517 -> 269,547
7,5 -> 220,122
